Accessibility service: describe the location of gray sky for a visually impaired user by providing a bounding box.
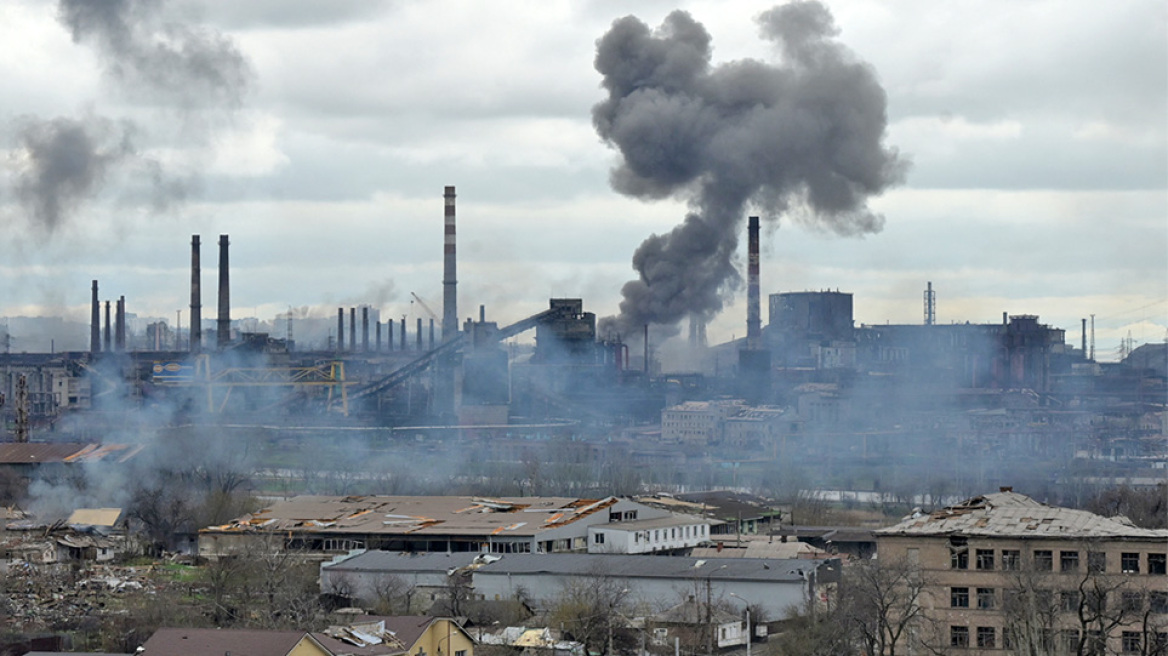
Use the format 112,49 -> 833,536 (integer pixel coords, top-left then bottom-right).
0,0 -> 1164,359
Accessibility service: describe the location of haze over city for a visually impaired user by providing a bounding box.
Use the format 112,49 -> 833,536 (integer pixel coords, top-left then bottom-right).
0,0 -> 1163,358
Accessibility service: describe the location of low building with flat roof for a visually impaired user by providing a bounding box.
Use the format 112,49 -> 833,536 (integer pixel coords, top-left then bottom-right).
200,495 -> 668,559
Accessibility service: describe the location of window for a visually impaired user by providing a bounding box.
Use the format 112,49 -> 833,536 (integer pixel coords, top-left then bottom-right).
950,626 -> 969,648
1061,550 -> 1080,572
1150,553 -> 1167,575
1061,590 -> 1081,612
1121,591 -> 1143,612
1034,550 -> 1053,571
950,536 -> 969,570
977,588 -> 995,610
1151,591 -> 1168,614
594,533 -> 605,544
951,587 -> 970,608
1122,552 -> 1140,573
1085,631 -> 1106,656
456,651 -> 467,656
1002,549 -> 1021,571
1086,590 -> 1107,614
976,627 -> 995,649
1087,551 -> 1106,573
1060,630 -> 1080,654
1122,631 -> 1141,653
976,549 -> 995,570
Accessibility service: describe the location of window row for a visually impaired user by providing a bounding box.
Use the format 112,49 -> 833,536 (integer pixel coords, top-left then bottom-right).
948,543 -> 1166,575
628,525 -> 708,544
961,588 -> 1168,615
954,627 -> 1168,654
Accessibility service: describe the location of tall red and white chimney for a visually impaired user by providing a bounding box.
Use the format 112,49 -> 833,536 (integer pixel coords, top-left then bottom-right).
442,186 -> 457,341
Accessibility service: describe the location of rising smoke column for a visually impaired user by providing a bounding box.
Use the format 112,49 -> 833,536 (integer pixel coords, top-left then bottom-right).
594,1 -> 906,335
7,0 -> 251,232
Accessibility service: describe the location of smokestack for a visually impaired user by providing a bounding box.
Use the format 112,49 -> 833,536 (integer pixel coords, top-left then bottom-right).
417,318 -> 423,350
217,235 -> 230,348
115,296 -> 125,351
103,301 -> 111,351
190,235 -> 202,353
1081,318 -> 1087,354
90,280 -> 100,354
362,307 -> 369,352
442,186 -> 457,341
644,324 -> 649,374
376,321 -> 382,352
350,308 -> 356,353
429,319 -> 435,350
400,315 -> 406,350
747,216 -> 761,348
388,319 -> 394,351
337,308 -> 344,351
924,281 -> 936,326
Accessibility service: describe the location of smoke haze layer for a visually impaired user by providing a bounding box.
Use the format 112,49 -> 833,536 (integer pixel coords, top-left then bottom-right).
593,1 -> 906,335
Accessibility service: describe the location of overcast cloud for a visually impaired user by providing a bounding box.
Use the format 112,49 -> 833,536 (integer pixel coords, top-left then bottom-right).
0,0 -> 1163,359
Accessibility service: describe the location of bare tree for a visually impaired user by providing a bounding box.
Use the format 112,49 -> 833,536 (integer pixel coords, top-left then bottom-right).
836,557 -> 933,656
372,573 -> 417,614
549,572 -> 632,656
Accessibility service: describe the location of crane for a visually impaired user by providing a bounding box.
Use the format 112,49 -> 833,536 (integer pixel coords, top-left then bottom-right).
410,292 -> 440,322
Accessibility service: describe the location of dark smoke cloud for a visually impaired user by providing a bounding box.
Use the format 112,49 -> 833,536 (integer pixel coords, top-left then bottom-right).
12,115 -> 135,233
4,1 -> 250,232
594,1 -> 906,335
58,0 -> 251,110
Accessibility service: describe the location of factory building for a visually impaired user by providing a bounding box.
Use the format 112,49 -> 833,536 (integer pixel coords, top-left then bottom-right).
199,495 -> 671,559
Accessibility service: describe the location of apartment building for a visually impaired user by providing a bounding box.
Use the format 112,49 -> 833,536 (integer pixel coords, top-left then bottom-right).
875,489 -> 1168,655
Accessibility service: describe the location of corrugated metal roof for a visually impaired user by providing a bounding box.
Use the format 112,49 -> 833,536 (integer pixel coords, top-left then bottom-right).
0,443 -> 144,465
0,443 -> 89,464
473,553 -> 818,582
876,492 -> 1168,540
324,551 -> 481,574
67,508 -> 123,527
204,495 -> 623,538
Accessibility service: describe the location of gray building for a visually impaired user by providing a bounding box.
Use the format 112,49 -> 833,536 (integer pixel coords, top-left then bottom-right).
469,553 -> 837,619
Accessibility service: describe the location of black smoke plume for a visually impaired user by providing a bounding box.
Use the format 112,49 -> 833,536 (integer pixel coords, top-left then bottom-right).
12,115 -> 134,233
5,0 -> 250,232
594,1 -> 906,336
58,0 -> 251,110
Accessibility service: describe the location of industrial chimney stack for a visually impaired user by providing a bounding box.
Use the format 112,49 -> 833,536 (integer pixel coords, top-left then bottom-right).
90,281 -> 100,354
747,216 -> 761,349
217,235 -> 230,348
442,186 -> 457,341
191,235 -> 202,353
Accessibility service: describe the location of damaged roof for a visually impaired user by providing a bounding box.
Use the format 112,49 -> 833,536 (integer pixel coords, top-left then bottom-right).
203,495 -> 622,538
0,443 -> 144,465
877,491 -> 1168,540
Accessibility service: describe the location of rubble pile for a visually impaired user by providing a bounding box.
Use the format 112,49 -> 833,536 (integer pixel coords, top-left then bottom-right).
1,561 -> 166,630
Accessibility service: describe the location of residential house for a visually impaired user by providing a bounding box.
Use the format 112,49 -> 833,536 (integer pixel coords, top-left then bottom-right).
313,616 -> 474,656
